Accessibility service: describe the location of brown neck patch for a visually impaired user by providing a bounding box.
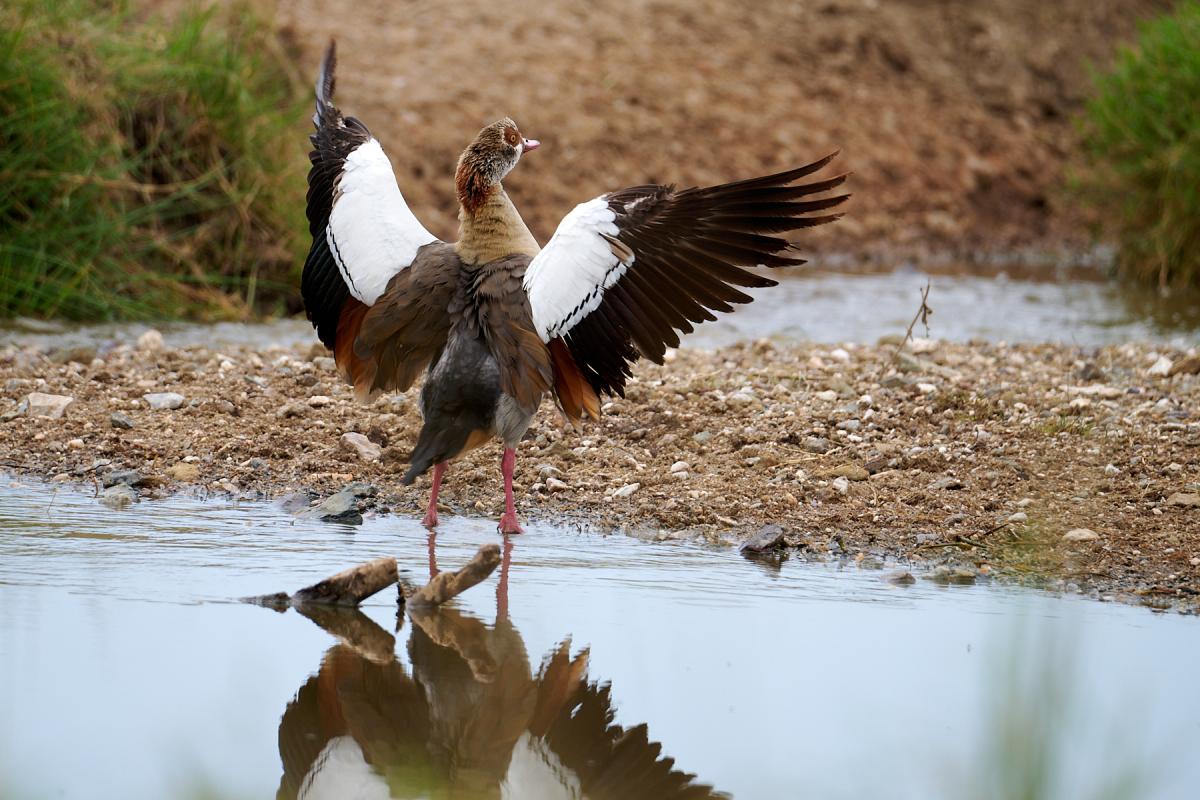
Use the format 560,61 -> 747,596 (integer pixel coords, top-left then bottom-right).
455,156 -> 495,216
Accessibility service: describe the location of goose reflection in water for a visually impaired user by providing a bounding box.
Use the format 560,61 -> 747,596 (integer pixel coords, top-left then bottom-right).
277,536 -> 725,800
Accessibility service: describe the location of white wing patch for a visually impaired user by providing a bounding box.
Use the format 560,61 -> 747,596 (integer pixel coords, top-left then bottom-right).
327,138 -> 437,306
523,196 -> 634,341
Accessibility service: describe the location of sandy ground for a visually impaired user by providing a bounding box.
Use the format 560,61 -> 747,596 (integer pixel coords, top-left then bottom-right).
255,0 -> 1169,265
3,334 -> 1198,611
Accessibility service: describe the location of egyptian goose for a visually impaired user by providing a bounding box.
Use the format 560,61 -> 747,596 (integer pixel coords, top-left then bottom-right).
302,42 -> 848,535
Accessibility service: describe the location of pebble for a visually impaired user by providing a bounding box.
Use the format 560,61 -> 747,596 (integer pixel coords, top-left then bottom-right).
830,464 -> 869,481
1104,464 -> 1120,476
276,402 -> 308,419
612,482 -> 640,498
545,477 -> 569,492
835,419 -> 861,432
1168,354 -> 1200,376
814,390 -> 838,402
136,329 -> 164,351
670,460 -> 690,474
804,436 -> 833,454
143,392 -> 184,410
1166,492 -> 1200,508
927,565 -> 978,585
1191,557 -> 1200,567
110,412 -> 135,429
1016,498 -> 1035,508
1147,355 -> 1172,377
832,476 -> 850,495
1063,528 -> 1100,542
299,484 -> 374,525
916,383 -> 937,395
102,469 -> 141,488
740,523 -> 786,553
830,347 -> 851,362
100,484 -> 137,509
313,356 -> 336,372
726,389 -> 757,408
886,571 -> 916,586
1006,512 -> 1028,524
340,432 -> 382,462
167,463 -> 201,482
22,392 -> 74,419
928,476 -> 964,491
692,431 -> 712,444
308,395 -> 333,407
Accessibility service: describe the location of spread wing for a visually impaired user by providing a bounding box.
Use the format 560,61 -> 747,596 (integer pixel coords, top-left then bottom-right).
522,155 -> 848,419
301,40 -> 438,352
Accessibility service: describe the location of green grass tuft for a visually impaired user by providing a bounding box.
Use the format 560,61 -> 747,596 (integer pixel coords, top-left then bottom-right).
0,0 -> 307,321
1078,1 -> 1200,291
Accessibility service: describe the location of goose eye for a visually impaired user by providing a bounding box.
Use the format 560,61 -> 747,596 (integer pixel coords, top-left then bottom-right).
506,131 -> 519,146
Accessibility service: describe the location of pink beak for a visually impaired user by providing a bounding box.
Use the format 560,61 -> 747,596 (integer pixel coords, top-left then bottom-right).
522,138 -> 540,153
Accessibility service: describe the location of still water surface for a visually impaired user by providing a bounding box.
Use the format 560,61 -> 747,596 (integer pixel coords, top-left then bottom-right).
5,269 -> 1200,353
1,480 -> 1197,799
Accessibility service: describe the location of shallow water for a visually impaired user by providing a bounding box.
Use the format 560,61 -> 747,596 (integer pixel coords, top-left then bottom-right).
5,268 -> 1200,353
1,480 -> 1197,799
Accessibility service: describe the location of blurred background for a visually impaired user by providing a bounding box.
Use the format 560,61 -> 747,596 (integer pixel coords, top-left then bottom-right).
1,0 -> 1197,330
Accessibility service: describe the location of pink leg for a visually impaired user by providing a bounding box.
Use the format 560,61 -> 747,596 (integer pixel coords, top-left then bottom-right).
422,461 -> 447,529
497,447 -> 524,535
496,536 -> 513,623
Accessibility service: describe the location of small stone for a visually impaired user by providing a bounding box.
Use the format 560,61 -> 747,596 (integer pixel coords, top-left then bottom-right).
545,477 -> 570,492
1166,492 -> 1200,508
804,436 -> 832,454
23,392 -> 74,419
835,419 -> 861,432
740,524 -> 786,553
1063,528 -> 1100,542
830,464 -> 869,481
313,356 -> 336,372
670,460 -> 690,474
726,389 -> 757,408
1104,464 -> 1120,476
1006,512 -> 1028,524
1190,557 -> 1200,567
136,329 -> 164,351
143,392 -> 184,410
1168,354 -> 1200,376
928,476 -> 964,491
1147,355 -> 1172,377
276,402 -> 308,419
100,484 -> 137,509
1078,362 -> 1105,382
1016,498 -> 1034,508
341,432 -> 382,462
308,395 -> 333,408
927,565 -> 978,585
832,476 -> 850,495
613,482 -> 640,498
886,571 -> 916,586
814,390 -> 838,402
830,347 -> 851,363
300,488 -> 363,525
102,469 -> 141,488
916,383 -> 937,395
692,431 -> 713,444
110,412 -> 134,430
167,463 -> 201,482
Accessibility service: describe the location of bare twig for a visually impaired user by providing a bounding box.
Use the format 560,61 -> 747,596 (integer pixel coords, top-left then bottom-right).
243,556 -> 398,608
406,544 -> 502,609
893,281 -> 933,356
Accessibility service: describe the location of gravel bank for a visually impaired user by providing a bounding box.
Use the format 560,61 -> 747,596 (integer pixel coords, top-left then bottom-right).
2,334 -> 1198,610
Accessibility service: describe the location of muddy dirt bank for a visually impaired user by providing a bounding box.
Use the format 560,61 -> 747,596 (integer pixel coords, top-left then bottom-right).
254,0 -> 1170,263
2,333 -> 1197,610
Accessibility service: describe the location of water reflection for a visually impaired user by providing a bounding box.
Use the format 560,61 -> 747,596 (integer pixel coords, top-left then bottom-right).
277,537 -> 724,800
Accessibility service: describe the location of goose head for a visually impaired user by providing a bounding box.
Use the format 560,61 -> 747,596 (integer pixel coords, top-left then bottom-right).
455,117 -> 539,213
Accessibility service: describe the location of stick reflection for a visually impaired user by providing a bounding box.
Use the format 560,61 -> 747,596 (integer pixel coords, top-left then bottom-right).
278,536 -> 725,800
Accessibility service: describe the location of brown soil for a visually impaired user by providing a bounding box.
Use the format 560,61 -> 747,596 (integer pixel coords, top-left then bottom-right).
268,0 -> 1167,262
3,337 -> 1198,611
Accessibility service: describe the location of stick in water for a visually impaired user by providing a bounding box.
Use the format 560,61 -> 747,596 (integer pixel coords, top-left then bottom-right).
406,544 -> 501,609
